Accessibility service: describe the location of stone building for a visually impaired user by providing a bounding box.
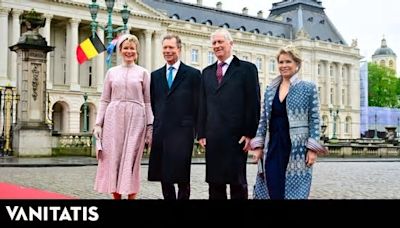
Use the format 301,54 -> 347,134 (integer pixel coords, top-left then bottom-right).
372,37 -> 397,75
0,0 -> 361,152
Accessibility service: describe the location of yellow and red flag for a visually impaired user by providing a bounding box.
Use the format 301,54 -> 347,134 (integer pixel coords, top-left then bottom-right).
76,33 -> 105,64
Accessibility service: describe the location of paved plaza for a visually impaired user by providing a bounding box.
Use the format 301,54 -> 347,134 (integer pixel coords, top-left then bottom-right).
1,159 -> 400,199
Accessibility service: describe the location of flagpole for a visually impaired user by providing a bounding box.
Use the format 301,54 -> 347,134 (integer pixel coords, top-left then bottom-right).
89,0 -> 130,69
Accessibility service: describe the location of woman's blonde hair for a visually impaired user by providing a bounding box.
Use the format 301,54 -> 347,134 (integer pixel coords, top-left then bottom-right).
118,34 -> 140,51
276,45 -> 302,72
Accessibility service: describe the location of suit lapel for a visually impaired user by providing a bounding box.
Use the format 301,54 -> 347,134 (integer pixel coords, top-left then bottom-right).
159,65 -> 169,95
210,62 -> 219,91
168,63 -> 187,96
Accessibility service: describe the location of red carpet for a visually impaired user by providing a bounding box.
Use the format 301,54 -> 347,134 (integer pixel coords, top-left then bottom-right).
0,182 -> 75,199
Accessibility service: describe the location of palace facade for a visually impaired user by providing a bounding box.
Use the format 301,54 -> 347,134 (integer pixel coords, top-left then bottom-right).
0,0 -> 361,140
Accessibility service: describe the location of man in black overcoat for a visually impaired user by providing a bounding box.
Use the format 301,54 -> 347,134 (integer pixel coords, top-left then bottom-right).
198,29 -> 261,199
148,34 -> 201,200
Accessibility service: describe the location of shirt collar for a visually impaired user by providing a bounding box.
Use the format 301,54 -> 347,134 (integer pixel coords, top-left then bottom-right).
270,74 -> 300,88
167,60 -> 181,70
217,55 -> 233,66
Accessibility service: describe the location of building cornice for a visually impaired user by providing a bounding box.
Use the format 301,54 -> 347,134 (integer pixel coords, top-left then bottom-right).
51,0 -> 167,21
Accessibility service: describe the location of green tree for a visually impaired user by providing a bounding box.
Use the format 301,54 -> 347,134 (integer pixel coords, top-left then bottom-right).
368,63 -> 400,108
397,78 -> 400,107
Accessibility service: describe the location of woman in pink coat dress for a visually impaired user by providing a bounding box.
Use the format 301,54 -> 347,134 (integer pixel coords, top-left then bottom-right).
93,34 -> 153,200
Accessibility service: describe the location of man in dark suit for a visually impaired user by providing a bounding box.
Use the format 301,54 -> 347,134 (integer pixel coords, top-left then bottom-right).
148,34 -> 201,200
198,29 -> 261,199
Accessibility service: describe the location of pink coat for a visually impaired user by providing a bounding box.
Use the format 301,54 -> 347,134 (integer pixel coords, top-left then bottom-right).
94,63 -> 153,195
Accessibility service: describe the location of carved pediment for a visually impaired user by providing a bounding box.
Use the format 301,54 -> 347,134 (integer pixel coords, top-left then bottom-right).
56,0 -> 167,18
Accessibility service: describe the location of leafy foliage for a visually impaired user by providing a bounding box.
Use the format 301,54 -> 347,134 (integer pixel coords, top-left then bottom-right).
368,63 -> 400,108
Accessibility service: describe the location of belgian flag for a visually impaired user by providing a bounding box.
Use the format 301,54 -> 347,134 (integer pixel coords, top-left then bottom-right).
76,33 -> 106,64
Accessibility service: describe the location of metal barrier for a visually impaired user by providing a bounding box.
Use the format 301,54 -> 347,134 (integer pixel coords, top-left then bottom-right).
0,86 -> 18,156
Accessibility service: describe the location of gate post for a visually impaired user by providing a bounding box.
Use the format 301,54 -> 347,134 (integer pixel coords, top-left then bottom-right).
9,10 -> 54,156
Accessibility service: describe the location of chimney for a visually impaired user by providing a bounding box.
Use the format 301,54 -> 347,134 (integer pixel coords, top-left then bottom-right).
242,7 -> 248,15
257,10 -> 263,18
216,1 -> 222,10
197,0 -> 203,5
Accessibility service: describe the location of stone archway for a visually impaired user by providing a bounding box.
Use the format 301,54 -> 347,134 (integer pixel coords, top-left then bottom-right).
52,101 -> 70,133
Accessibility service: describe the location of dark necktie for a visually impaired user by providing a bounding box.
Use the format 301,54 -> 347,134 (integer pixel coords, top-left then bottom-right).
216,62 -> 226,84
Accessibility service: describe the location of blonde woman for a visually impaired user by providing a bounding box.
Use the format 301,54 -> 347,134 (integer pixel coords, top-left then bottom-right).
251,45 -> 327,199
93,34 -> 153,199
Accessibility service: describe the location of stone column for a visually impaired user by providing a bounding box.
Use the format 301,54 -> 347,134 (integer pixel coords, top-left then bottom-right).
10,9 -> 23,87
43,14 -> 53,89
9,17 -> 54,156
153,30 -> 163,69
347,65 -> 352,107
201,45 -> 208,68
144,30 -> 153,70
69,18 -> 81,91
0,7 -> 10,85
180,43 -> 186,63
337,63 -> 343,108
324,61 -> 330,105
96,28 -> 105,93
137,32 -> 145,66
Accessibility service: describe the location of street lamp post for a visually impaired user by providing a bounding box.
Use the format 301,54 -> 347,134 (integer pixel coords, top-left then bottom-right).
373,113 -> 379,139
320,124 -> 328,143
83,93 -> 88,133
89,0 -> 130,69
397,117 -> 400,138
330,108 -> 339,140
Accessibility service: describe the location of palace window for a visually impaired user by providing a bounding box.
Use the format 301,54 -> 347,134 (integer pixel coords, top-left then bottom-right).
207,51 -> 214,65
342,66 -> 345,77
191,49 -> 199,63
269,59 -> 276,73
389,60 -> 394,68
317,64 -> 321,75
318,87 -> 322,102
345,117 -> 352,133
188,17 -> 196,23
255,57 -> 263,71
89,66 -> 92,87
63,63 -> 66,84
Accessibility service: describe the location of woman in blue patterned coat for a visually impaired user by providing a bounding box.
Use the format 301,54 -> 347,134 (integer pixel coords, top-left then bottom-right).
250,45 -> 327,199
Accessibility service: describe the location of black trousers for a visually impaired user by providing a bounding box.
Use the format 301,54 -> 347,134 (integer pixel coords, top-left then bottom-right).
208,183 -> 248,200
161,182 -> 190,200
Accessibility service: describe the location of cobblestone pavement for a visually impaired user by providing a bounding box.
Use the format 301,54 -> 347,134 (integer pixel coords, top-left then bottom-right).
1,161 -> 400,199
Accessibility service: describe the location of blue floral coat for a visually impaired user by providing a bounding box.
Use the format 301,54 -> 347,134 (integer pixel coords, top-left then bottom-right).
251,74 -> 321,199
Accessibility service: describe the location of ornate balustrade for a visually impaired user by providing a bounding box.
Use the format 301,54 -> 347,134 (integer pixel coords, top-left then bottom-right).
52,133 -> 93,156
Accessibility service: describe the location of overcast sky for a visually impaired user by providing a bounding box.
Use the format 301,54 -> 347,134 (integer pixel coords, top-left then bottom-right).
185,0 -> 400,71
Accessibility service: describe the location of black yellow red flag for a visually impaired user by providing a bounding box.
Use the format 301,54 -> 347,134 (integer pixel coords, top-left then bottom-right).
76,33 -> 105,64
